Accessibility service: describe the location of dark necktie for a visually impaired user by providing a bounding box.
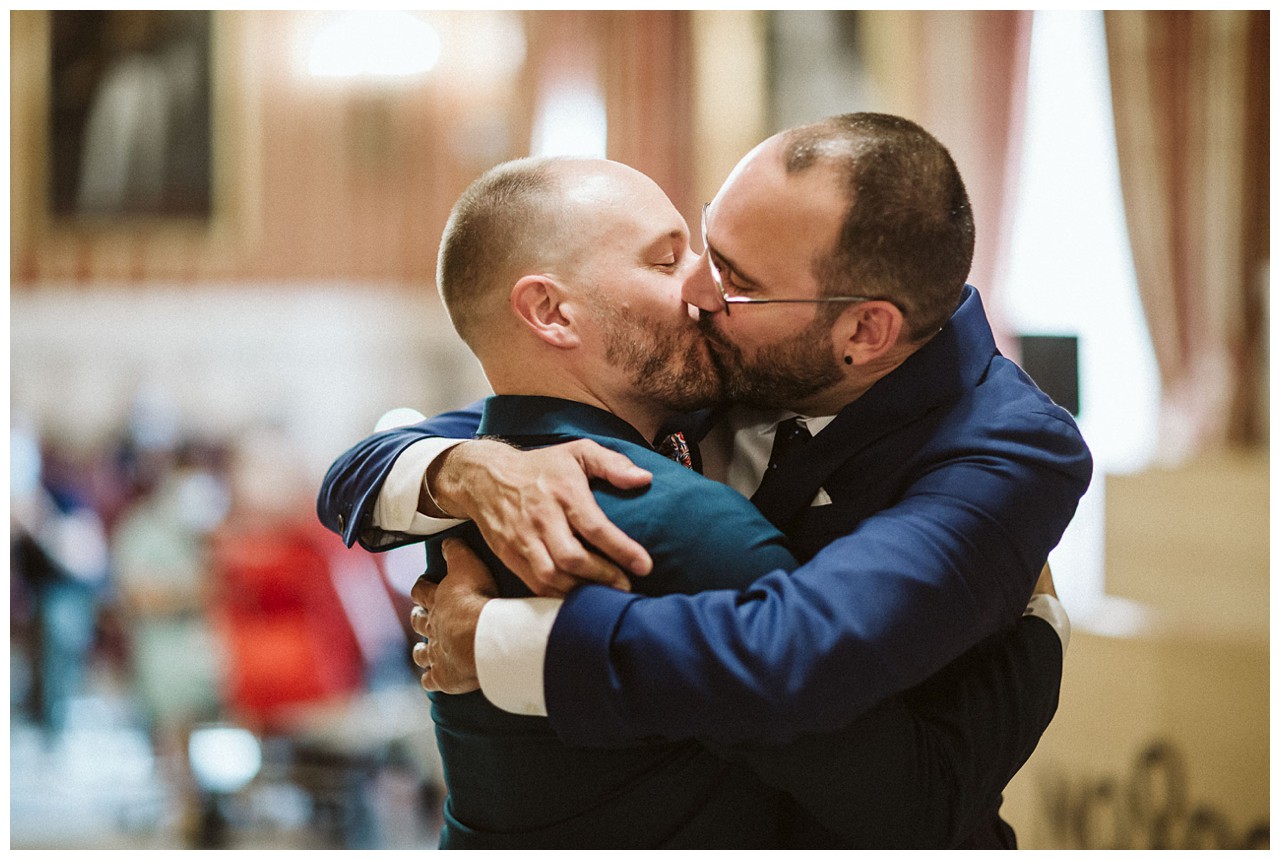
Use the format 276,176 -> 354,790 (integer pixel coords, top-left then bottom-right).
655,430 -> 694,469
751,417 -> 813,526
766,417 -> 812,472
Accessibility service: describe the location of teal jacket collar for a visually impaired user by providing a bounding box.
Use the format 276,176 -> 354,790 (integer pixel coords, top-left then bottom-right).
477,395 -> 655,450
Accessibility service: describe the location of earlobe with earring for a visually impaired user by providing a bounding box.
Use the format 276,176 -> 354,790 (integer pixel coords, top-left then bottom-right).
844,355 -> 853,365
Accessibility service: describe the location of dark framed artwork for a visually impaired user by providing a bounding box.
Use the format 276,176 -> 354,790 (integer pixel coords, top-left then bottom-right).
48,10 -> 213,220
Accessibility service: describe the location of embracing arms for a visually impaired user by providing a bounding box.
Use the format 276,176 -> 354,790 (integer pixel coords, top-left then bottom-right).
318,399 -> 1090,745
317,402 -> 653,594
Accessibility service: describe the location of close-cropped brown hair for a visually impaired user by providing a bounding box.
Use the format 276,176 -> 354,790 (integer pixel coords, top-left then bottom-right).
436,157 -> 562,348
783,113 -> 975,341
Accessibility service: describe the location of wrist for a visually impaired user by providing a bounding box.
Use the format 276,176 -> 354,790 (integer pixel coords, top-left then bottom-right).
427,439 -> 515,521
420,445 -> 461,518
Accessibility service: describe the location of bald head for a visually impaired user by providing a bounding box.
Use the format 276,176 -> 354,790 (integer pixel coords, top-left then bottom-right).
436,157 -> 662,353
435,157 -> 718,435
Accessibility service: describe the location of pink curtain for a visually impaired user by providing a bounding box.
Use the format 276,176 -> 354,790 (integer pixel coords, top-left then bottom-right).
520,11 -> 695,218
603,11 -> 695,217
1106,11 -> 1269,455
899,11 -> 1034,350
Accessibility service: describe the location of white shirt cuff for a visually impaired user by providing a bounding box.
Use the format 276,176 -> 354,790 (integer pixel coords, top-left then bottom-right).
1023,593 -> 1071,656
475,597 -> 561,717
372,438 -> 467,534
472,593 -> 1066,717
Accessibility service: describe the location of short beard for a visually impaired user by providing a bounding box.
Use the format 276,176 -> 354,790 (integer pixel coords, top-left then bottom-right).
698,313 -> 842,410
596,302 -> 724,415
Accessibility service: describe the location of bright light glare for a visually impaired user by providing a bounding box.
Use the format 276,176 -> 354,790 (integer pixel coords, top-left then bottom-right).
530,84 -> 608,158
188,726 -> 263,794
450,12 -> 526,84
309,12 -> 442,79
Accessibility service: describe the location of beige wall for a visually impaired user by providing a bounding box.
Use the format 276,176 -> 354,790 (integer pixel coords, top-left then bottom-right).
1004,453 -> 1269,849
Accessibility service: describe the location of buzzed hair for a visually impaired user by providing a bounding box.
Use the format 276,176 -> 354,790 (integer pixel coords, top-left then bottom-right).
782,113 -> 975,341
436,157 -> 566,349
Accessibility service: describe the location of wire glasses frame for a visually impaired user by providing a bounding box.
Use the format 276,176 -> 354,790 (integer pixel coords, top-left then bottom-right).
701,203 -> 879,316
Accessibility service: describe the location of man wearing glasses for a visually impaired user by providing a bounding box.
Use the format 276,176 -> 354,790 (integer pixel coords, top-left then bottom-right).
319,113 -> 1092,846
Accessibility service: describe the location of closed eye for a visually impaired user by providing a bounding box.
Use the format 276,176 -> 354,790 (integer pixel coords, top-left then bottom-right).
711,255 -> 751,295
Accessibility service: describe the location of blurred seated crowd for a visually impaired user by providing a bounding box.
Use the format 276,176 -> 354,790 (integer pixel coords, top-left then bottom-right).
10,403 -> 443,849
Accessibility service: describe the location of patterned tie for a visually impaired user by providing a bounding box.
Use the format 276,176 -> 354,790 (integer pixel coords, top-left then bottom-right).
655,430 -> 694,469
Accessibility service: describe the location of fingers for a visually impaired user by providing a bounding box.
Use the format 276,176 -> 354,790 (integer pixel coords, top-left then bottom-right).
411,575 -> 437,609
554,553 -> 630,592
492,532 -> 628,596
410,605 -> 429,638
414,641 -> 440,693
539,521 -> 631,592
568,505 -> 652,578
497,535 -> 575,597
567,441 -> 652,576
440,539 -> 500,596
572,439 -> 653,490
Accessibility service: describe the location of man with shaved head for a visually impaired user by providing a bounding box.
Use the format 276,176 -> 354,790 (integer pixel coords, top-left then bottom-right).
320,114 -> 1091,847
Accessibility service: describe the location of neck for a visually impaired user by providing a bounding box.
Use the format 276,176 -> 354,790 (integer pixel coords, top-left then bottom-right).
592,393 -> 669,444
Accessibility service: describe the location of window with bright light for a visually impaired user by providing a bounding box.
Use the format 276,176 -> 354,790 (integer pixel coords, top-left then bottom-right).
1002,10 -> 1161,623
529,83 -> 608,159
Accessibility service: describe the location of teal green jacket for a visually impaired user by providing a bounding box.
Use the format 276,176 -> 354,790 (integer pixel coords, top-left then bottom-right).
425,396 -> 798,848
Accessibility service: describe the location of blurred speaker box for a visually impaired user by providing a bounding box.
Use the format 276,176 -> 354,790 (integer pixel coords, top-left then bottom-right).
1018,334 -> 1080,416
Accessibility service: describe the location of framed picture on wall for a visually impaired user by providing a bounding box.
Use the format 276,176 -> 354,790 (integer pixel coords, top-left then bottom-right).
48,10 -> 213,221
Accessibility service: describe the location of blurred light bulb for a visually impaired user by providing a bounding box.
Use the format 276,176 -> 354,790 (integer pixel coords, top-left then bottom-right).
309,11 -> 441,79
188,725 -> 263,794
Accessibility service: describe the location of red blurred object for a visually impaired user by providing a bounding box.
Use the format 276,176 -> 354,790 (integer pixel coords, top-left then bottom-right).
211,520 -> 365,733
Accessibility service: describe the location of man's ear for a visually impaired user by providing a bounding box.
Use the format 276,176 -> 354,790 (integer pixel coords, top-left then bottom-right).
838,300 -> 905,365
510,275 -> 581,349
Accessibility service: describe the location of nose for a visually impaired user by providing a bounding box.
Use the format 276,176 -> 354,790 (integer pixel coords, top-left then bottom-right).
682,252 -> 723,314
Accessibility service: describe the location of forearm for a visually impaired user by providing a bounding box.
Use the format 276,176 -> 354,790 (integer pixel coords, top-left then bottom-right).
543,512 -> 1064,748
474,586 -> 1068,749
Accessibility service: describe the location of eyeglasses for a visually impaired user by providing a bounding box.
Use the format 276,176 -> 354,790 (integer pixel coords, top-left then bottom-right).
701,203 -> 879,316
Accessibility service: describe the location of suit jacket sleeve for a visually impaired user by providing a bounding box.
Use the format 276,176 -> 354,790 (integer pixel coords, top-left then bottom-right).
544,405 -> 1092,746
575,446 -> 1070,846
315,402 -> 484,551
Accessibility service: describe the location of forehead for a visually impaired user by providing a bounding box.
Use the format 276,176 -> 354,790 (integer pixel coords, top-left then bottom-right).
562,164 -> 685,249
710,139 -> 845,274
